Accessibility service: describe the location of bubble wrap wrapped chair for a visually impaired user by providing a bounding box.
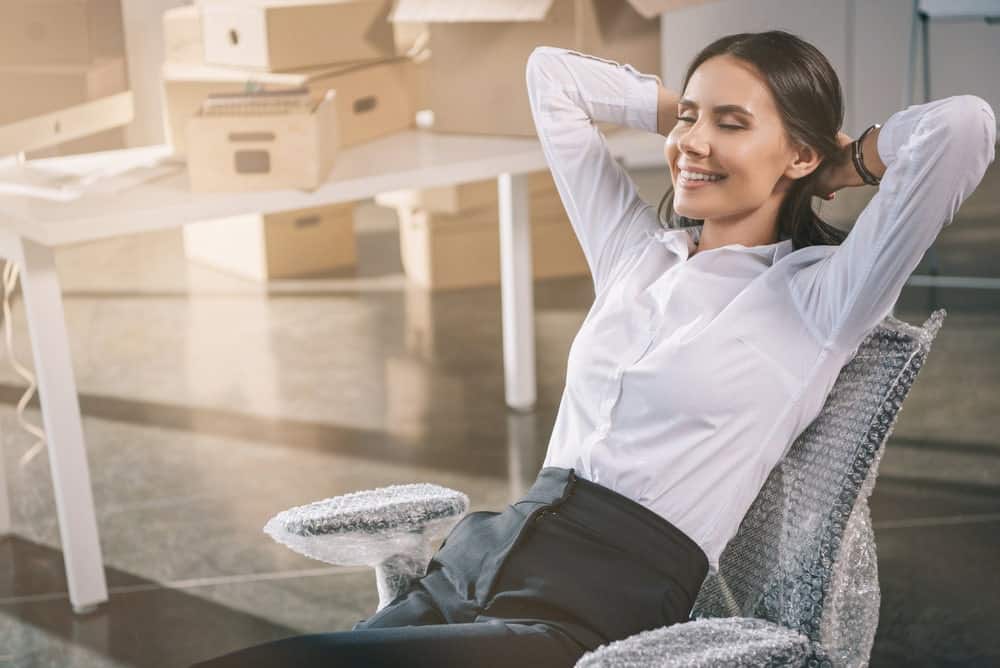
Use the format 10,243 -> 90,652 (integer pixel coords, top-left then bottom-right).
265,309 -> 945,668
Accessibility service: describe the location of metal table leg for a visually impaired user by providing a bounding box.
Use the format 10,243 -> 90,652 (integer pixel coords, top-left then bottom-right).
0,229 -> 108,614
497,173 -> 536,412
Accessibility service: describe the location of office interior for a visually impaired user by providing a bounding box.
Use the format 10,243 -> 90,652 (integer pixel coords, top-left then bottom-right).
0,1 -> 998,666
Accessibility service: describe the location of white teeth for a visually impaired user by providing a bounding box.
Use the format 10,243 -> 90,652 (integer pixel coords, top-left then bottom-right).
680,170 -> 725,182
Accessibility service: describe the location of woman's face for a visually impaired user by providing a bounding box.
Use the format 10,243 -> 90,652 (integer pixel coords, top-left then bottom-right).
664,54 -> 813,224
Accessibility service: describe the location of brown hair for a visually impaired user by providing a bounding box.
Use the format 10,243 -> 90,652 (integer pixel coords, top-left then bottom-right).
657,29 -> 847,249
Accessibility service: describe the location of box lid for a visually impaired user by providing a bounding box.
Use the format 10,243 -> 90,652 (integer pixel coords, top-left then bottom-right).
391,0 -> 556,23
163,55 -> 408,86
624,0 -> 721,19
196,0 -> 385,7
390,0 -> 711,23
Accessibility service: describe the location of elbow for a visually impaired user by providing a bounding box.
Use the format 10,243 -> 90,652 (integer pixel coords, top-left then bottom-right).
525,46 -> 552,88
948,95 -> 996,169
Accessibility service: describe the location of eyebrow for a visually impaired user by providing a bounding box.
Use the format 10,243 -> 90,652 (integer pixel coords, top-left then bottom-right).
678,98 -> 754,117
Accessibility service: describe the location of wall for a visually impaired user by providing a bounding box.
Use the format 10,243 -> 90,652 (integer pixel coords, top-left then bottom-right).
658,0 -> 1000,138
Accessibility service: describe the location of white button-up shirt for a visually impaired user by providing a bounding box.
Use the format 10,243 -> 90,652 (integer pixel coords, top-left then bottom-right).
527,46 -> 996,572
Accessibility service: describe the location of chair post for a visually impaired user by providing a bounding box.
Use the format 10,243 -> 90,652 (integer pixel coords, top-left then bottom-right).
373,536 -> 437,611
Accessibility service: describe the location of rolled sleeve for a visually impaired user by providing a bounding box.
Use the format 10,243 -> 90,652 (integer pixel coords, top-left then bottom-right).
526,46 -> 664,296
790,94 -> 997,353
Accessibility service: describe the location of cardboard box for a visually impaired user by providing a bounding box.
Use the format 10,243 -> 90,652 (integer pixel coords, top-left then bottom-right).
164,5 -> 205,66
395,190 -> 589,290
388,0 -> 674,137
200,0 -> 396,71
186,90 -> 338,192
0,58 -> 127,125
0,0 -> 124,66
25,126 -> 126,159
182,203 -> 358,280
162,57 -> 415,156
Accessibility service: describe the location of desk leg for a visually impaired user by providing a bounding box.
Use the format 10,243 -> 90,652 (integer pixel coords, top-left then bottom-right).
497,173 -> 536,411
0,231 -> 108,613
0,408 -> 9,533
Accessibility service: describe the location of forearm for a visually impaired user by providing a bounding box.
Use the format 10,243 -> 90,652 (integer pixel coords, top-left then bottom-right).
657,84 -> 681,137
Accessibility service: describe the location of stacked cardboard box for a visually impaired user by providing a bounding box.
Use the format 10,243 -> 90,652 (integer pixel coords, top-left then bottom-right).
162,58 -> 417,160
165,1 -> 410,278
0,0 -> 128,158
377,171 -> 590,290
161,0 -> 414,192
387,0 -> 667,137
181,203 -> 358,281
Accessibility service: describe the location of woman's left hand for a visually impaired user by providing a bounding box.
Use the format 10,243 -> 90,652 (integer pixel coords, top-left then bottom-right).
810,131 -> 855,201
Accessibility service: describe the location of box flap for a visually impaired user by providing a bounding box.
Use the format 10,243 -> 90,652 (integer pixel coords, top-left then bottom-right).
197,0 -> 384,7
163,62 -> 309,85
163,56 -> 404,85
625,0 -> 721,19
390,0 -> 555,24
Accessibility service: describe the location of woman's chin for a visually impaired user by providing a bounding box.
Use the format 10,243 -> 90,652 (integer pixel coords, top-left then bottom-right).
673,203 -> 708,220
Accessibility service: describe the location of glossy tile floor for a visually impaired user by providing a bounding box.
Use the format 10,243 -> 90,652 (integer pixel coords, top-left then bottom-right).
1,164 -> 999,667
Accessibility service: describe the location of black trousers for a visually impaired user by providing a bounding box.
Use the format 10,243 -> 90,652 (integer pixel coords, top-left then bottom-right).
192,467 -> 709,667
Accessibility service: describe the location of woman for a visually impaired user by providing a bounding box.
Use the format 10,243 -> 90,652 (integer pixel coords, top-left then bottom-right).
195,30 -> 995,668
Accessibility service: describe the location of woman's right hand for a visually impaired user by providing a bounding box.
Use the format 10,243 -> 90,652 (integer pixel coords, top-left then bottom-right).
810,130 -> 857,200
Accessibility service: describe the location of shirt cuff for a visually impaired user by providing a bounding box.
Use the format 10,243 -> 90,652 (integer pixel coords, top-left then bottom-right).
557,48 -> 663,134
623,63 -> 662,134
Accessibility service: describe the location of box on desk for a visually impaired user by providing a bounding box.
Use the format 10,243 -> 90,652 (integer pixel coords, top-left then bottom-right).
0,0 -> 125,66
394,183 -> 589,291
163,5 -> 205,66
0,58 -> 127,125
185,89 -> 338,192
388,0 -> 666,137
199,0 -> 396,71
182,203 -> 358,281
163,57 -> 416,157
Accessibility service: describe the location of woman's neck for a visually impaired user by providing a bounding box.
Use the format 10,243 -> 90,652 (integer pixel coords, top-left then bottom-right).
690,197 -> 783,256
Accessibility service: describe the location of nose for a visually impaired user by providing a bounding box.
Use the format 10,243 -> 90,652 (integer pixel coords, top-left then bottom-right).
677,120 -> 710,157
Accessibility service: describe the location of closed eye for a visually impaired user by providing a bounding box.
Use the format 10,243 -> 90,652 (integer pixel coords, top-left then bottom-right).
675,115 -> 744,130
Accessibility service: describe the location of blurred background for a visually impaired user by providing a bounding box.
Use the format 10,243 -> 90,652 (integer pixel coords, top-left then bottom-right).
0,1 -> 998,666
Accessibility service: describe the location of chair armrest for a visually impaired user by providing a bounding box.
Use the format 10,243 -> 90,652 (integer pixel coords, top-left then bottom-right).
263,482 -> 469,567
575,617 -> 829,668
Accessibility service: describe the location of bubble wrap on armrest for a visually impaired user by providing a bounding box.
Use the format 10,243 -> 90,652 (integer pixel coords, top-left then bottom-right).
263,483 -> 469,567
575,618 -> 830,668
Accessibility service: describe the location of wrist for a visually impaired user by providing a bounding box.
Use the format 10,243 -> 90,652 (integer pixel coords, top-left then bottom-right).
850,124 -> 886,187
657,85 -> 680,136
841,150 -> 867,188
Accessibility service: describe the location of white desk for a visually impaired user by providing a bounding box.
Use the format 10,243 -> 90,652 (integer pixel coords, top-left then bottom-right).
0,127 -> 665,613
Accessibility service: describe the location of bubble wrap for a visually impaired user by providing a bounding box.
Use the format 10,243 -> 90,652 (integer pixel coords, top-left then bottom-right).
576,617 -> 828,667
264,483 -> 468,609
688,309 -> 944,666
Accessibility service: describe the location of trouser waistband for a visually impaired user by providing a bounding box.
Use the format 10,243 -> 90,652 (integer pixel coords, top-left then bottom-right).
517,466 -> 709,603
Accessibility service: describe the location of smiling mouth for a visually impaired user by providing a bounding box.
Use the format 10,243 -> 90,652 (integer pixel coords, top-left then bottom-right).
678,172 -> 728,188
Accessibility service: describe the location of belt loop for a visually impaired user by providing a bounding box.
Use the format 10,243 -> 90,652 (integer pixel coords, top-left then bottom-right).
558,468 -> 578,506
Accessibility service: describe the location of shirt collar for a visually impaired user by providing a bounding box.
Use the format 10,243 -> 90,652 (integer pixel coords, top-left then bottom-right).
653,224 -> 794,266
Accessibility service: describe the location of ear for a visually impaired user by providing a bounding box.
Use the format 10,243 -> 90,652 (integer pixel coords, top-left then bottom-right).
784,142 -> 823,180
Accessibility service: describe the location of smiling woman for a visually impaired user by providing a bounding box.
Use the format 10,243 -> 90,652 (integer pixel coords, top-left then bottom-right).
655,30 -> 851,253
190,28 -> 995,668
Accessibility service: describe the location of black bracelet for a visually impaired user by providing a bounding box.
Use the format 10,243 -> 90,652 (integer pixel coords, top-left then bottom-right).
852,123 -> 882,186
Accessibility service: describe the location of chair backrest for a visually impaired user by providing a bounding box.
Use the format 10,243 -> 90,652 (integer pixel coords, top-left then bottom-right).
691,309 -> 946,666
